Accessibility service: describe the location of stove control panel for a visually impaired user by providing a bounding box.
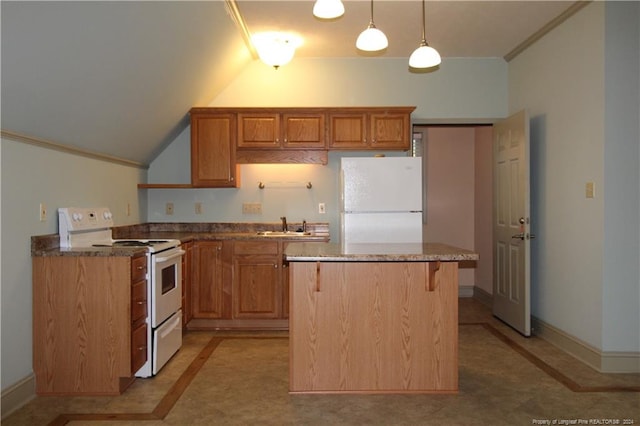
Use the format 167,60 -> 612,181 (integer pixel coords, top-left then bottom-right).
59,207 -> 114,231
58,207 -> 115,248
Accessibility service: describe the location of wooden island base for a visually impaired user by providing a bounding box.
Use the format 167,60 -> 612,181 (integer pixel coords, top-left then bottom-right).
288,260 -> 459,394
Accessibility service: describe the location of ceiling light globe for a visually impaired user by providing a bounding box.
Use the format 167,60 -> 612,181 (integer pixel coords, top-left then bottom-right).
252,32 -> 302,69
408,44 -> 441,69
257,44 -> 296,69
313,0 -> 345,19
356,26 -> 388,52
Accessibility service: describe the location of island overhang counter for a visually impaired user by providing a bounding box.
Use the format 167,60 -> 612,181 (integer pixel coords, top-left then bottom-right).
284,242 -> 479,394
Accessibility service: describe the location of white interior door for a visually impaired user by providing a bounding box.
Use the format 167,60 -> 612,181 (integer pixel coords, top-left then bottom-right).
493,110 -> 531,336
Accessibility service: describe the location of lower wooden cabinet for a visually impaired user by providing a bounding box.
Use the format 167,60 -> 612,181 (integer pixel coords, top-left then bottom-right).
185,238 -> 326,330
32,254 -> 146,395
130,256 -> 148,373
232,241 -> 281,319
191,240 -> 227,319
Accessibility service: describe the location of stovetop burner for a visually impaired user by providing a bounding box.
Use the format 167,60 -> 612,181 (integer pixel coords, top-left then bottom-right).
93,241 -> 153,247
110,239 -> 180,253
117,241 -> 150,247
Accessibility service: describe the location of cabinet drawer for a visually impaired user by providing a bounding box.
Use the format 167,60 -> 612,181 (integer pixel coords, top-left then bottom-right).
131,280 -> 147,324
131,323 -> 148,373
131,255 -> 147,283
234,240 -> 279,255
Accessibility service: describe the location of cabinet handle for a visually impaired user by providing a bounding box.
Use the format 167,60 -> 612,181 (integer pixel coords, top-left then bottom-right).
372,139 -> 376,144
138,346 -> 146,351
136,301 -> 145,305
427,261 -> 440,292
136,265 -> 145,270
274,264 -> 278,269
315,261 -> 321,292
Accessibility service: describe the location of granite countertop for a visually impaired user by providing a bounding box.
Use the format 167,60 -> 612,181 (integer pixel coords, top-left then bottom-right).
284,242 -> 478,262
31,222 -> 330,257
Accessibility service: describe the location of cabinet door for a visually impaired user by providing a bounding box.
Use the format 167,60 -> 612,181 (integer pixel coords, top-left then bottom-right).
131,323 -> 148,374
192,241 -> 225,318
282,113 -> 326,149
282,243 -> 290,319
232,240 -> 280,319
328,112 -> 368,149
232,257 -> 280,319
181,241 -> 194,327
191,113 -> 238,187
237,113 -> 280,148
370,112 -> 411,149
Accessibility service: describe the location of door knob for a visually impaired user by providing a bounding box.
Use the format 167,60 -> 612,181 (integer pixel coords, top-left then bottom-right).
511,233 -> 525,240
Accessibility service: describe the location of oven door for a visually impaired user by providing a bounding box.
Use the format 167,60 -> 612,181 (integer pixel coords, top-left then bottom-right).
151,247 -> 185,328
153,309 -> 182,375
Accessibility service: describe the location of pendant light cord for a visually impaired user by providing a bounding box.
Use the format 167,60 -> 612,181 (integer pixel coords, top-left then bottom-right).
369,0 -> 375,25
420,0 -> 426,44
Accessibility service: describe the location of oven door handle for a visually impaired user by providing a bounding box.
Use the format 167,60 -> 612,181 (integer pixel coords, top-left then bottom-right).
159,314 -> 181,338
154,249 -> 185,263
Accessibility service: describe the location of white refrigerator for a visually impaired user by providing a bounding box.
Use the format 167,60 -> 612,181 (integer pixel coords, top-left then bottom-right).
340,157 -> 423,244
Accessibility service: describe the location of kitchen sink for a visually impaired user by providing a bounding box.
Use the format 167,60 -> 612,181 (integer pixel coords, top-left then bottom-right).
256,231 -> 313,237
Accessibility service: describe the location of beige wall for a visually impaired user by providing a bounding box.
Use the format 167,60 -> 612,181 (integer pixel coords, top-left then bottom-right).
422,127 -> 483,289
474,127 -> 494,295
508,1 -> 640,354
416,126 -> 494,293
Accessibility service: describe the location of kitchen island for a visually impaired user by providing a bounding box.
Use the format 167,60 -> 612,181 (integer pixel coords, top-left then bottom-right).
284,242 -> 478,394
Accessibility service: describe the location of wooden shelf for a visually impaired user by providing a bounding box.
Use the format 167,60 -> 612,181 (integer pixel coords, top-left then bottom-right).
138,183 -> 193,189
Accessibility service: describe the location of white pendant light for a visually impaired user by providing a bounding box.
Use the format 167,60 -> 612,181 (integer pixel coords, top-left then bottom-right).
356,0 -> 387,52
313,0 -> 344,20
408,0 -> 441,69
252,32 -> 302,69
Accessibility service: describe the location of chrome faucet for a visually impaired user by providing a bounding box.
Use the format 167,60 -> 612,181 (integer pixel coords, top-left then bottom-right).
280,216 -> 288,232
302,220 -> 307,233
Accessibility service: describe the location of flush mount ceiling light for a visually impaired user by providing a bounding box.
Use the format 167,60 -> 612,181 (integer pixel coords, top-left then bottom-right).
356,0 -> 387,52
408,0 -> 441,69
251,32 -> 302,69
313,0 -> 344,20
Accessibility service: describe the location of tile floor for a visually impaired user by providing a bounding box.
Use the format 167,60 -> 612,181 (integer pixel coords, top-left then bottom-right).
3,299 -> 639,426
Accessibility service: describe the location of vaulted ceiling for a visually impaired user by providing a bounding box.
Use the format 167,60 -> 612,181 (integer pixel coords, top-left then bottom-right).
1,1 -> 578,166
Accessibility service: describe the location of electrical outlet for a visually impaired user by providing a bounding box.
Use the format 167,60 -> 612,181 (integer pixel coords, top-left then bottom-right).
318,203 -> 326,214
39,203 -> 47,222
166,202 -> 174,215
242,202 -> 262,214
195,202 -> 203,215
585,182 -> 595,199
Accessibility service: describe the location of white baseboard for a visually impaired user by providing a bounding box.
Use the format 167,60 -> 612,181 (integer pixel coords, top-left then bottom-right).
532,316 -> 640,373
459,285 -> 474,298
472,286 -> 493,307
1,373 -> 36,420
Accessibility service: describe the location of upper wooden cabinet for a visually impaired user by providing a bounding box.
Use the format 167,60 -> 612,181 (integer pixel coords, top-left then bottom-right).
237,111 -> 326,149
328,107 -> 415,150
190,110 -> 239,188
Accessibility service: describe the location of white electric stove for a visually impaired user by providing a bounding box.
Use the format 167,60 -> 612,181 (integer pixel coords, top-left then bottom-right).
58,207 -> 184,377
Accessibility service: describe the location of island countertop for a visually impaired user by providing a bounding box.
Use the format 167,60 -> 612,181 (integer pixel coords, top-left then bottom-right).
284,242 -> 478,262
